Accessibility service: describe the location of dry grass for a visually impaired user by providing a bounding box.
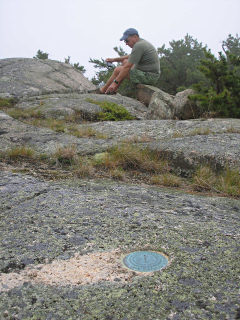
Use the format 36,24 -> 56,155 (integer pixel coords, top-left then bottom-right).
97,144 -> 169,173
188,127 -> 213,136
109,168 -> 126,181
67,125 -> 108,139
192,166 -> 240,197
1,104 -> 107,139
53,145 -> 78,166
73,157 -> 96,178
7,108 -> 44,120
172,131 -> 184,138
225,127 -> 240,134
1,145 -> 239,198
6,146 -> 35,160
150,174 -> 183,187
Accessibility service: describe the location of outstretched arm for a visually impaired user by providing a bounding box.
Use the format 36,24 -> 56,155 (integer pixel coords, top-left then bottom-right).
106,55 -> 130,63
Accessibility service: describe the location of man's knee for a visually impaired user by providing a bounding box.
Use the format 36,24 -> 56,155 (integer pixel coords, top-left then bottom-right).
113,65 -> 124,75
121,59 -> 128,66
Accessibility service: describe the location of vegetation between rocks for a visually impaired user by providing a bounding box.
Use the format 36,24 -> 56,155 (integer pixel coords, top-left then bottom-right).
85,98 -> 135,121
0,97 -> 17,108
1,144 -> 239,198
0,100 -> 108,139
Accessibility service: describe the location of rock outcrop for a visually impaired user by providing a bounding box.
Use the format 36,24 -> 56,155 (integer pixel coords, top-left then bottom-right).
15,92 -> 148,121
136,84 -> 200,120
0,58 -> 96,98
0,58 -> 240,319
1,110 -> 240,174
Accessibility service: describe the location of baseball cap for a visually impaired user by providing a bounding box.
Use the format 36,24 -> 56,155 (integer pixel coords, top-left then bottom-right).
120,28 -> 139,41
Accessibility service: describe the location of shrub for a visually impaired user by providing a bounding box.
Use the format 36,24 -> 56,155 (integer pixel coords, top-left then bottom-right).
190,50 -> 240,118
86,99 -> 135,121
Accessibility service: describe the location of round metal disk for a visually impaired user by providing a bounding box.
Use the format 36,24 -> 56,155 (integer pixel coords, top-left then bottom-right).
123,251 -> 168,272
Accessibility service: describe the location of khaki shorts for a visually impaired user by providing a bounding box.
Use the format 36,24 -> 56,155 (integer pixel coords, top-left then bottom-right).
130,69 -> 160,86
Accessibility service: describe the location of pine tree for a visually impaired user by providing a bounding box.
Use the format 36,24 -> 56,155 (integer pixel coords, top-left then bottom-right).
157,34 -> 207,94
191,49 -> 240,118
34,50 -> 49,60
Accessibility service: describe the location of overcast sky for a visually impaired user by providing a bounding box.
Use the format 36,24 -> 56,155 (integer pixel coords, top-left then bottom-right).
1,0 -> 239,79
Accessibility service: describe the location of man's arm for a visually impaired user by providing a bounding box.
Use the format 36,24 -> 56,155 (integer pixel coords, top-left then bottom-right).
115,61 -> 133,83
106,55 -> 130,63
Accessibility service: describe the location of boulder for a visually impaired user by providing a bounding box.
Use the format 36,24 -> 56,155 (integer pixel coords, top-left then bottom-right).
136,84 -> 200,120
0,58 -> 96,98
135,84 -> 162,106
173,89 -> 201,119
146,87 -> 175,119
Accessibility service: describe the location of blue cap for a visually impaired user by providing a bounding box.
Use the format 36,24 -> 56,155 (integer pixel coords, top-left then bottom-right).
120,28 -> 139,41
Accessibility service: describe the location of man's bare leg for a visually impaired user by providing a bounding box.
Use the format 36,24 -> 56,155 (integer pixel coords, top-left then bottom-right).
100,59 -> 128,93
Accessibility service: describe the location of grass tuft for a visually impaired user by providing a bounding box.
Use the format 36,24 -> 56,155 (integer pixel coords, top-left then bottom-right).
0,97 -> 17,108
7,108 -> 44,120
96,144 -> 169,173
151,174 -> 183,187
109,167 -> 126,181
192,166 -> 240,196
188,128 -> 213,136
217,168 -> 240,196
73,157 -> 96,177
53,145 -> 78,165
6,146 -> 35,160
68,125 -> 108,139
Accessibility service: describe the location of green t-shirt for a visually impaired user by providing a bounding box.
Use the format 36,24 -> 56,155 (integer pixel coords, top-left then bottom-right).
128,38 -> 160,74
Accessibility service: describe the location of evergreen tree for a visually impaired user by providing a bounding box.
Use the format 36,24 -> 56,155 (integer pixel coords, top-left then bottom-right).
222,34 -> 240,56
34,50 -> 49,60
191,49 -> 240,118
64,56 -> 86,73
157,34 -> 207,94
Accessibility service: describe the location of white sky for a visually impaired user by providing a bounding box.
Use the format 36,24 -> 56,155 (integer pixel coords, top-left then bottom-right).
0,0 -> 239,79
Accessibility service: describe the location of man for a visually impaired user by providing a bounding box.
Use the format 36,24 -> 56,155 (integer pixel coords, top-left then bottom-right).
100,28 -> 160,94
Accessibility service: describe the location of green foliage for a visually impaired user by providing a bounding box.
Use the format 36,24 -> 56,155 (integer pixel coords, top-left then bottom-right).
191,48 -> 240,118
64,56 -> 86,73
157,34 -> 207,94
222,33 -> 240,56
0,97 -> 16,108
89,57 -> 114,86
86,98 -> 135,121
34,50 -> 49,60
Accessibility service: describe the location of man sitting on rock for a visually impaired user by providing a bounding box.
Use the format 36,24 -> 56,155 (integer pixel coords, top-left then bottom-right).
99,28 -> 160,94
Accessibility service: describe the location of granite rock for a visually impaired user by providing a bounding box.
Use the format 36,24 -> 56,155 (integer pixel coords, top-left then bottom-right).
0,58 -> 96,98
